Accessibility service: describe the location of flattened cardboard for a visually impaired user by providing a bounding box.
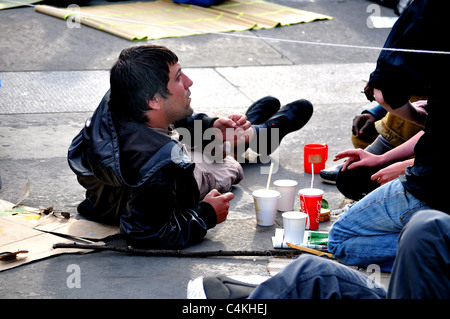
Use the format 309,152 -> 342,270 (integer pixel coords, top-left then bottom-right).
0,199 -> 118,271
0,215 -> 92,271
35,215 -> 119,241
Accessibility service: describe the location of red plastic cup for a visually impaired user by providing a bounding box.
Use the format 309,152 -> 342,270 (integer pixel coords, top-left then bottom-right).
304,144 -> 328,173
299,188 -> 323,230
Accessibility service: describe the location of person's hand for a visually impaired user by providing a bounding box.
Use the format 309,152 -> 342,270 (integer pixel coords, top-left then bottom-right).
411,100 -> 427,109
334,149 -> 383,171
370,160 -> 413,185
212,114 -> 251,133
203,189 -> 234,224
227,114 -> 251,131
352,113 -> 377,138
363,83 -> 375,102
410,100 -> 428,125
212,114 -> 251,144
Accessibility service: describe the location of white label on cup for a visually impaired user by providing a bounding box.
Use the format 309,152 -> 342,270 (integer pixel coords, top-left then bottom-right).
298,188 -> 323,196
308,154 -> 323,163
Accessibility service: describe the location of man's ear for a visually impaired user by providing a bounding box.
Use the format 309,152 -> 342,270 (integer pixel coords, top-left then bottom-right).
147,94 -> 162,110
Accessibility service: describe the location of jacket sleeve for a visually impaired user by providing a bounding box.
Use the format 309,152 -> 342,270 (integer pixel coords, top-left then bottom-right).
119,164 -> 217,249
362,104 -> 387,120
173,112 -> 218,131
368,0 -> 440,109
172,113 -> 219,150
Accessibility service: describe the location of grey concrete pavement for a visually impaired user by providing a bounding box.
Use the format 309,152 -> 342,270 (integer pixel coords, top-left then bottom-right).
0,0 -> 395,299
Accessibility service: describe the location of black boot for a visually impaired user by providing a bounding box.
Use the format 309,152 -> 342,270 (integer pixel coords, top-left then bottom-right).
251,99 -> 313,155
320,164 -> 343,184
245,96 -> 280,124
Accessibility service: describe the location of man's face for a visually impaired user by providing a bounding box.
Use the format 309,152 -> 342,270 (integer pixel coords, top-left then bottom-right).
161,62 -> 194,123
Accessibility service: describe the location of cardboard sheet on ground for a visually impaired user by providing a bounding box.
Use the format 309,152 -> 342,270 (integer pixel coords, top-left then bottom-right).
0,199 -> 119,272
35,0 -> 332,41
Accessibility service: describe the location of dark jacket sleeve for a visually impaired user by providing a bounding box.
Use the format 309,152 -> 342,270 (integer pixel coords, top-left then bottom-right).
173,113 -> 219,150
119,163 -> 217,249
368,0 -> 442,108
174,112 -> 218,130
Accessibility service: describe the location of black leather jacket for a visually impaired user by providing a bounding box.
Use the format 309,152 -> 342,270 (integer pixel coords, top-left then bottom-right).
68,91 -> 218,248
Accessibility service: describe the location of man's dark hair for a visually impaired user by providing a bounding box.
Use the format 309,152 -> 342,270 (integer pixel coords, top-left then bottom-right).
108,45 -> 178,123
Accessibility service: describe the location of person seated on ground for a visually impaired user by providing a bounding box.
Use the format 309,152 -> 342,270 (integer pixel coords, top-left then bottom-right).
333,127 -> 422,199
68,44 -> 313,250
320,97 -> 425,201
335,99 -> 425,200
248,209 -> 450,299
326,0 -> 450,272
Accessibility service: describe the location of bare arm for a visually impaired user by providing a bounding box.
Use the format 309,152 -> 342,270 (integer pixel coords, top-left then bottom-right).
374,89 -> 427,127
379,130 -> 423,164
334,130 -> 423,171
371,158 -> 415,185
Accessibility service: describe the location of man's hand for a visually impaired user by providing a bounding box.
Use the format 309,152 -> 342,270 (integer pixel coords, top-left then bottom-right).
363,83 -> 375,102
227,114 -> 251,130
352,113 -> 377,138
203,189 -> 235,224
212,114 -> 252,145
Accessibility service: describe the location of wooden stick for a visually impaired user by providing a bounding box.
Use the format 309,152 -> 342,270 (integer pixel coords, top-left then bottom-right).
286,242 -> 333,259
53,242 -> 302,257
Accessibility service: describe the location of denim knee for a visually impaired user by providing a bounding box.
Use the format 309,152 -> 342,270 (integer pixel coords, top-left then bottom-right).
388,209 -> 450,298
249,255 -> 386,299
397,209 -> 450,254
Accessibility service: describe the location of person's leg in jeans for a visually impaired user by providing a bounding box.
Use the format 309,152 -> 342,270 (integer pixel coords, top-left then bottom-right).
388,210 -> 450,298
249,210 -> 449,299
248,255 -> 386,299
328,178 -> 430,271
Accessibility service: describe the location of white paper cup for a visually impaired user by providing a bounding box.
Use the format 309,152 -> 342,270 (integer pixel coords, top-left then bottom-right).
282,211 -> 308,245
252,189 -> 280,226
274,179 -> 298,211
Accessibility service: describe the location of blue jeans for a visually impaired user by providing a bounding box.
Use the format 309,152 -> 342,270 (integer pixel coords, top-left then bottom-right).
328,178 -> 430,272
388,210 -> 450,298
249,254 -> 387,299
249,210 -> 449,299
